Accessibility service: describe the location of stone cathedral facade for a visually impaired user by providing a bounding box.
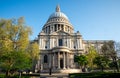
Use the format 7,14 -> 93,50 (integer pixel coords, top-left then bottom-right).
35,5 -> 109,73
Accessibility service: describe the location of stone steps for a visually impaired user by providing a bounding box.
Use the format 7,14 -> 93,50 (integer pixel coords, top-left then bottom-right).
40,73 -> 68,78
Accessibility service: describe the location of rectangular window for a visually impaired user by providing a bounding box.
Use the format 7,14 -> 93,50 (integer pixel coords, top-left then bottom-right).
55,24 -> 57,31
59,39 -> 63,46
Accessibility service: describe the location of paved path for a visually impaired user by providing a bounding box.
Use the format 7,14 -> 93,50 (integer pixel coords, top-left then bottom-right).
40,73 -> 69,78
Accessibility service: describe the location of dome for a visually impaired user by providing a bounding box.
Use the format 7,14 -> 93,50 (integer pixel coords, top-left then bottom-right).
42,5 -> 74,34
48,5 -> 69,20
49,12 -> 68,20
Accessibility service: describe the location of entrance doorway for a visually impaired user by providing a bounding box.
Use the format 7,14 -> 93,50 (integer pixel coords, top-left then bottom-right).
60,59 -> 63,69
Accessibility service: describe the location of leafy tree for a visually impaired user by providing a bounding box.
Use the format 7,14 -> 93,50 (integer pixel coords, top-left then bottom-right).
101,41 -> 119,72
0,17 -> 33,76
86,45 -> 98,70
27,42 -> 39,72
75,55 -> 88,72
0,51 -> 31,76
93,55 -> 109,72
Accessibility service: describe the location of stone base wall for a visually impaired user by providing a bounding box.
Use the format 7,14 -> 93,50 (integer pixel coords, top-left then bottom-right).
40,69 -> 81,73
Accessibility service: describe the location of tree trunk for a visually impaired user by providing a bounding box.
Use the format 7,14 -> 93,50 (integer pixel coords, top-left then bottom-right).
101,66 -> 104,72
6,70 -> 10,77
113,57 -> 119,72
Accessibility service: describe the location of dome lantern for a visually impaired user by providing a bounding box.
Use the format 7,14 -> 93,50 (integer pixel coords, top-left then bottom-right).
56,5 -> 60,12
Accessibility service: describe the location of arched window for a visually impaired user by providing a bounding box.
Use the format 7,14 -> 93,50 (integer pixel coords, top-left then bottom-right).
44,55 -> 48,63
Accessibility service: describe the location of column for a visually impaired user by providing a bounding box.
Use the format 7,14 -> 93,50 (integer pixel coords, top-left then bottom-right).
67,38 -> 70,47
53,25 -> 54,32
41,55 -> 43,70
41,38 -> 43,49
57,24 -> 58,31
58,52 -> 60,69
52,53 -> 55,69
39,39 -> 41,49
49,54 -> 51,68
63,52 -> 66,69
80,39 -> 83,49
77,39 -> 79,49
69,39 -> 71,48
60,24 -> 61,30
63,25 -> 65,31
49,39 -> 51,49
67,53 -> 69,69
53,38 -> 54,47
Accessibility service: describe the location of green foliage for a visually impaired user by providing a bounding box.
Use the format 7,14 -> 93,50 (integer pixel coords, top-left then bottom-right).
75,55 -> 88,68
93,56 -> 109,72
28,42 -> 39,60
27,42 -> 39,72
101,41 -> 119,72
86,45 -> 98,69
0,17 -> 33,76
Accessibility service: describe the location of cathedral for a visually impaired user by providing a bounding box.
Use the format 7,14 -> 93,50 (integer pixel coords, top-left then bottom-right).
35,5 -> 109,73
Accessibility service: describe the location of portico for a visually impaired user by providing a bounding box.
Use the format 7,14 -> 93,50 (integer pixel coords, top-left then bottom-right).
50,47 -> 71,70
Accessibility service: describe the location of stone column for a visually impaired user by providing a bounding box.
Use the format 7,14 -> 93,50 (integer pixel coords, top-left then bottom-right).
41,55 -> 43,70
49,53 -> 51,68
63,25 -> 65,31
67,53 -> 69,69
53,25 -> 54,32
77,39 -> 79,49
80,39 -> 83,49
57,24 -> 58,31
53,38 -> 54,47
58,52 -> 60,69
60,24 -> 61,30
63,52 -> 66,69
41,38 -> 43,49
69,39 -> 71,48
52,53 -> 55,69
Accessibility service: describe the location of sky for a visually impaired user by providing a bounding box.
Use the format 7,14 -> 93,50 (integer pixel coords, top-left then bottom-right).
0,0 -> 120,41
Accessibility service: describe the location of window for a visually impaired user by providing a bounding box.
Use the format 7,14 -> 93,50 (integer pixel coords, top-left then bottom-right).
45,41 -> 47,49
59,39 -> 63,46
48,26 -> 50,33
74,46 -> 76,49
44,55 -> 48,63
55,24 -> 57,31
45,46 -> 47,49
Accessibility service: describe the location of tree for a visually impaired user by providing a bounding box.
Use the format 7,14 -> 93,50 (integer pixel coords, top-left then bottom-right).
0,17 -> 32,76
101,41 -> 119,72
75,55 -> 88,72
0,51 -> 31,76
27,42 -> 39,72
86,45 -> 98,70
93,55 -> 109,72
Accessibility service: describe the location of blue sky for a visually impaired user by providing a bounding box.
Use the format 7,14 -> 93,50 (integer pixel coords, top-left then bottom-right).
0,0 -> 120,41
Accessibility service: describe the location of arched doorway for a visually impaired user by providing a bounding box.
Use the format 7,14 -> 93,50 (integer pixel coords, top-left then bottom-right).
60,59 -> 63,69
